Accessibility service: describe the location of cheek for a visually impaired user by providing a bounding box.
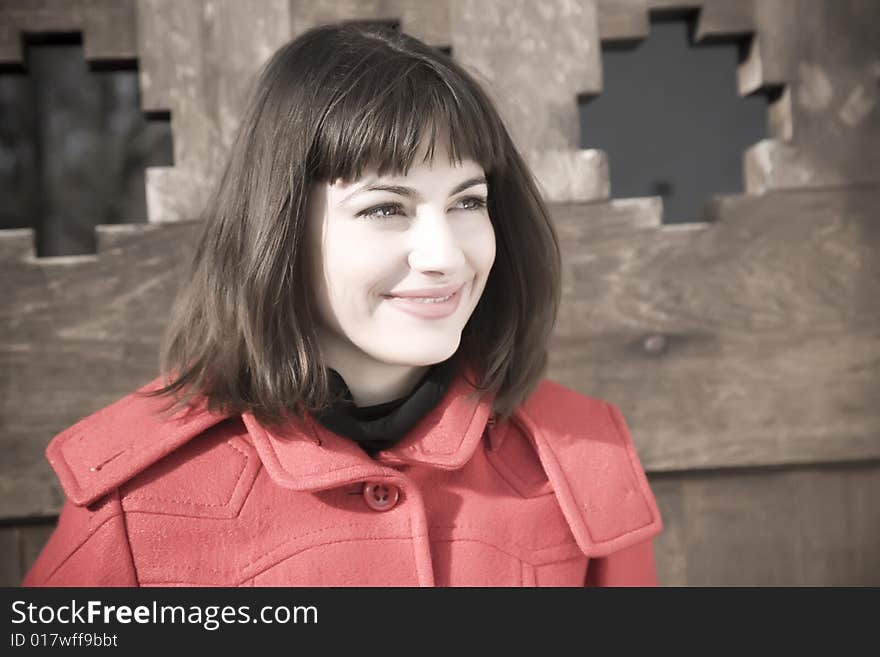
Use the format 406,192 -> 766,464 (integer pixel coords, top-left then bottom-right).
468,218 -> 497,274
321,228 -> 392,300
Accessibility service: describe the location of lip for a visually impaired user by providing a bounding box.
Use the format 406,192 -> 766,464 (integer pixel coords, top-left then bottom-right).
383,283 -> 464,299
381,283 -> 465,319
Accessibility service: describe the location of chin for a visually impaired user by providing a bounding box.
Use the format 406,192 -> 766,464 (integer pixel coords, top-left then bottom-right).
375,339 -> 461,367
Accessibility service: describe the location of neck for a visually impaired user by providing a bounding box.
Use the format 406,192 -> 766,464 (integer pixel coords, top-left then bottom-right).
327,359 -> 430,407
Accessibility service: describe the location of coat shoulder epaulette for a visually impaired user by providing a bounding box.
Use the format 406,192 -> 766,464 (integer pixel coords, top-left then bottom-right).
514,378 -> 663,557
45,376 -> 231,506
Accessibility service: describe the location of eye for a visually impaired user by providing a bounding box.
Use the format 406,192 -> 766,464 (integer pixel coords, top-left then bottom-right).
355,196 -> 488,221
356,203 -> 406,220
456,196 -> 488,211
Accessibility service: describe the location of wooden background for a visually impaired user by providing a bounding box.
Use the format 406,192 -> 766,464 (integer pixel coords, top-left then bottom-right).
1,0 -> 878,586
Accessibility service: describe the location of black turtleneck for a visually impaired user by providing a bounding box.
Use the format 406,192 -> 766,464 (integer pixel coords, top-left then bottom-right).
311,353 -> 460,457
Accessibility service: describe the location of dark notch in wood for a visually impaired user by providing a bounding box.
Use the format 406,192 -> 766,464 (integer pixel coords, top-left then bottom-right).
1,30 -> 173,257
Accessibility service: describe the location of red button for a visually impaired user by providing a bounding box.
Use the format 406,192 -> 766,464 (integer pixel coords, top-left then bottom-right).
362,482 -> 400,512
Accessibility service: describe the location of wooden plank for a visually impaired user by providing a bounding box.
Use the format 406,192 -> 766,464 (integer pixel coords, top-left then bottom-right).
0,0 -> 137,65
598,0 -> 879,193
6,467 -> 879,588
652,461 -> 880,585
4,1 -> 880,513
139,0 -> 458,223
81,0 -> 137,62
694,0 -> 754,42
0,522 -> 55,585
550,186 -> 880,471
1,221 -> 198,520
0,229 -> 35,261
0,527 -> 20,586
137,0 -> 291,223
4,187 -> 880,517
637,0 -> 755,43
738,0 -> 880,192
289,0 -> 451,50
450,0 -> 608,202
644,0 -> 700,11
18,523 -> 56,583
596,0 -> 649,42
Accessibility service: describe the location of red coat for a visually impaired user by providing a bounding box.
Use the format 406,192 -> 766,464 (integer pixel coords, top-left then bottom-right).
23,364 -> 663,587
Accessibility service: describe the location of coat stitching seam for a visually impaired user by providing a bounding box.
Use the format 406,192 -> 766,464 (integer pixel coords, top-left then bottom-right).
518,404 -> 654,544
42,512 -> 126,584
134,534 -> 423,580
122,441 -> 250,508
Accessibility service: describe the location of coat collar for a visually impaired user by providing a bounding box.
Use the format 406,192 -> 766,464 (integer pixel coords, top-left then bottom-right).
45,362 -> 494,506
243,361 -> 496,493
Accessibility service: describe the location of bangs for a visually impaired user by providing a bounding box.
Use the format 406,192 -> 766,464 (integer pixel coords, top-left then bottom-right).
152,22 -> 561,429
307,57 -> 507,183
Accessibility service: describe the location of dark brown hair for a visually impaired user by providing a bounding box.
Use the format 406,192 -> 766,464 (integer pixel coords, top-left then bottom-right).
144,21 -> 561,428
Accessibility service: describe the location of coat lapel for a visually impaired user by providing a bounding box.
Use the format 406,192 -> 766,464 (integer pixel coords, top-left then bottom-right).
243,361 -> 496,493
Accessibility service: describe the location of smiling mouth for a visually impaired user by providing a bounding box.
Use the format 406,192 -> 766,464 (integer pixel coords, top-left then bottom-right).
381,283 -> 465,303
379,284 -> 465,318
388,293 -> 455,304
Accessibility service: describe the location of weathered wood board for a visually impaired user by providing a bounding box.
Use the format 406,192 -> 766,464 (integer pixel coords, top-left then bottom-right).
549,186 -> 880,471
738,0 -> 880,192
136,0 -> 292,224
1,222 -> 199,519
9,464 -> 879,587
652,461 -> 880,586
597,0 -> 756,43
4,185 -> 880,518
0,0 -> 137,65
450,0 -> 608,202
1,0 -> 878,587
596,0 -> 880,193
0,523 -> 54,586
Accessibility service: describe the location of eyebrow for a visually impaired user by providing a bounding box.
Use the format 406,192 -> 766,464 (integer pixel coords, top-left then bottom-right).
339,175 -> 488,206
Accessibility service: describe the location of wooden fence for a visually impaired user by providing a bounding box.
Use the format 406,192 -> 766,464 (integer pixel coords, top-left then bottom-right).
1,0 -> 878,585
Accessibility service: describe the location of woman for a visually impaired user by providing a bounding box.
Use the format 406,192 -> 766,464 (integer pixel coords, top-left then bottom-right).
23,22 -> 662,587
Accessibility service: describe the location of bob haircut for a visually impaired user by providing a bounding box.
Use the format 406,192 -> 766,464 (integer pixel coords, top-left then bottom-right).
145,21 -> 561,428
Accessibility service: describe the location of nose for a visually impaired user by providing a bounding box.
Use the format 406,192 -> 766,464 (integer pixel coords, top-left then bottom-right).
407,207 -> 467,273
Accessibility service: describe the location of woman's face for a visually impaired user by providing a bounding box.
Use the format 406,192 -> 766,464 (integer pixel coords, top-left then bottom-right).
307,139 -> 496,375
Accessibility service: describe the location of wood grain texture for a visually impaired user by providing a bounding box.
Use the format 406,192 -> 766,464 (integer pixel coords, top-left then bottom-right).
0,527 -> 19,586
652,461 -> 880,585
1,1 -> 878,593
0,228 -> 35,260
2,40 -> 171,258
596,0 -> 649,42
8,466 -> 879,586
550,186 -> 880,471
0,522 -> 55,586
139,0 -> 450,224
138,0 -> 614,213
0,0 -> 137,64
3,186 -> 879,518
18,524 -> 55,584
596,0 -> 880,193
597,1 -> 754,43
138,0 -> 292,223
289,0 -> 451,49
1,221 -> 198,519
450,0 -> 609,202
693,0 -> 754,42
739,0 -> 880,192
